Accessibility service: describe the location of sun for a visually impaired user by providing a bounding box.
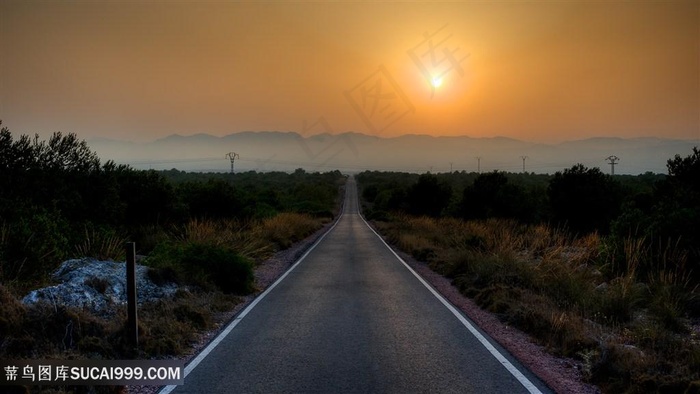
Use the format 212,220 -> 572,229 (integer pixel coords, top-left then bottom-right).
431,77 -> 443,88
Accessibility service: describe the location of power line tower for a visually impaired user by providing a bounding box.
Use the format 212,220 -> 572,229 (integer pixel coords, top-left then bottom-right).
606,155 -> 619,175
225,152 -> 240,174
475,156 -> 481,173
520,155 -> 529,173
449,162 -> 454,172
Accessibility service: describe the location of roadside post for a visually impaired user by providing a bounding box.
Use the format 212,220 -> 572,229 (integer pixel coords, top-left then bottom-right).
125,242 -> 138,348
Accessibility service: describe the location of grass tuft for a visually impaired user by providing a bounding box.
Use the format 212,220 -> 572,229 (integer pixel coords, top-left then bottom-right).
74,226 -> 127,261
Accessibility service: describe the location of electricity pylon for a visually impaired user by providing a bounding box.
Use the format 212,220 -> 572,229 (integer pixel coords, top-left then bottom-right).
521,156 -> 528,173
226,152 -> 240,174
606,155 -> 619,175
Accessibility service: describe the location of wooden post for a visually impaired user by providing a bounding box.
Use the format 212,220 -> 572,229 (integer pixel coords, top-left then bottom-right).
125,242 -> 138,348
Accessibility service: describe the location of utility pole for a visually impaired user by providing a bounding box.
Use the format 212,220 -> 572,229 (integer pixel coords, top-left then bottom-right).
606,155 -> 619,175
449,162 -> 453,173
521,155 -> 528,173
225,152 -> 240,174
475,156 -> 481,173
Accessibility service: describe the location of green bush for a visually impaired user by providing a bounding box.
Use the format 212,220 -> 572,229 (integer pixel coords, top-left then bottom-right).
365,209 -> 390,222
547,164 -> 622,235
461,171 -> 534,222
0,206 -> 69,283
0,285 -> 25,338
147,242 -> 254,295
181,243 -> 254,294
407,173 -> 452,217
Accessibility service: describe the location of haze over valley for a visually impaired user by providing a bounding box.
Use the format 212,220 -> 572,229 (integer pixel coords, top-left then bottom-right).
90,132 -> 697,175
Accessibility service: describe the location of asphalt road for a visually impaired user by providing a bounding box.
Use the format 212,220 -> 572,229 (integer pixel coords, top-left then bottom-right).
163,177 -> 551,394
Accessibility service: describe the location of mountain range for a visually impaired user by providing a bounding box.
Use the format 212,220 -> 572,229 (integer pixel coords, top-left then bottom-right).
87,132 -> 699,175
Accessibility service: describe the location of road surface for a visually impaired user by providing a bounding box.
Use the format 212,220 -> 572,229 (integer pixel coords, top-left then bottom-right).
163,177 -> 551,393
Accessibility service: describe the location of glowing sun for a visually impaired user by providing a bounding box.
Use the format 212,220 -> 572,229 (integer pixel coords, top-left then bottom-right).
431,77 -> 443,88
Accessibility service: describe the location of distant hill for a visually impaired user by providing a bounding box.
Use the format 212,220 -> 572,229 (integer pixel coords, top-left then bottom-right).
88,132 -> 698,175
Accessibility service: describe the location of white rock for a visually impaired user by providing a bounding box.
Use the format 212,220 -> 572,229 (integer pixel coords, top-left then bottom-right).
22,258 -> 177,315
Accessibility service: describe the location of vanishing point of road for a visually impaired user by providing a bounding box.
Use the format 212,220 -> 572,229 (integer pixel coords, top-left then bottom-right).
162,177 -> 552,394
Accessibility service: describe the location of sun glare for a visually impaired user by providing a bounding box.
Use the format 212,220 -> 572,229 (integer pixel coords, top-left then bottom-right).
431,77 -> 443,88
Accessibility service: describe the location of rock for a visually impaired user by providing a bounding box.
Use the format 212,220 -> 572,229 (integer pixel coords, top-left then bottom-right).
22,258 -> 177,315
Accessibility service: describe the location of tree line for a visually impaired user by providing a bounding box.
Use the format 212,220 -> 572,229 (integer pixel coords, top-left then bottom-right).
0,121 -> 343,286
357,147 -> 700,278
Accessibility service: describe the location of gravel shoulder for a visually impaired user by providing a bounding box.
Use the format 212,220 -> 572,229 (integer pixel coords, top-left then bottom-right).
370,227 -> 601,394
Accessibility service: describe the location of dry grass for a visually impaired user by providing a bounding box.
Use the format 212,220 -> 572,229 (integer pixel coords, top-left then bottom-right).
375,215 -> 700,393
256,212 -> 323,250
172,213 -> 324,262
74,226 -> 128,261
174,218 -> 271,261
1,276 -> 240,360
137,289 -> 239,356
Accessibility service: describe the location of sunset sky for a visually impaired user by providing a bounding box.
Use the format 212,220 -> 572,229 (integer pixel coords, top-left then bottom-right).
1,1 -> 698,144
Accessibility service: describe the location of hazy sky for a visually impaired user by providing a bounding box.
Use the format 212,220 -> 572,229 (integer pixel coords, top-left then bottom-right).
1,1 -> 698,143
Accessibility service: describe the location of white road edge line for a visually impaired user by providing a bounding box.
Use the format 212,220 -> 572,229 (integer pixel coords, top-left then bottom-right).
359,214 -> 544,394
158,202 -> 345,394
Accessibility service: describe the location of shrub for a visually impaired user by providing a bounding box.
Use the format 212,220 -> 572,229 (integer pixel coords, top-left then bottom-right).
0,285 -> 25,338
461,171 -> 532,222
547,164 -> 622,235
406,173 -> 452,217
3,302 -> 123,359
257,213 -> 320,250
590,343 -> 651,392
0,206 -> 69,283
177,179 -> 240,219
364,208 -> 390,221
180,243 -> 254,294
147,242 -> 254,295
593,275 -> 646,324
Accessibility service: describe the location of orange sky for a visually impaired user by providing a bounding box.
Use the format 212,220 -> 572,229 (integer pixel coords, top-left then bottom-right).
1,1 -> 698,143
